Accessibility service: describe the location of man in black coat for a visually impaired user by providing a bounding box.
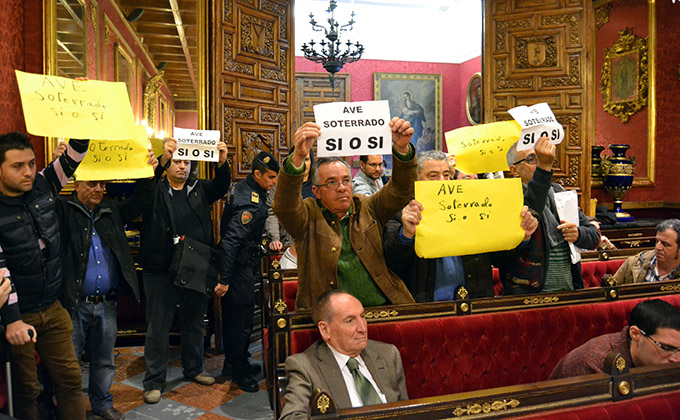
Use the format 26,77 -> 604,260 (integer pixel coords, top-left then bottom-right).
57,147 -> 160,420
216,151 -> 279,392
140,138 -> 230,404
0,132 -> 89,420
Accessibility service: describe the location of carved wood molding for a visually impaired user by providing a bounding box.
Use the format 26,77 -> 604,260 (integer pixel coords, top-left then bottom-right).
216,0 -> 293,180
486,0 -> 592,207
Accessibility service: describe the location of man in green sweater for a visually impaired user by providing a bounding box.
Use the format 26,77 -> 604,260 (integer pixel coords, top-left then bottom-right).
273,117 -> 417,310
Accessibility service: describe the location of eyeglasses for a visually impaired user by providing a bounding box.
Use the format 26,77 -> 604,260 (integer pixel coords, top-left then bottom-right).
317,179 -> 352,191
639,329 -> 680,356
513,153 -> 538,166
365,162 -> 385,168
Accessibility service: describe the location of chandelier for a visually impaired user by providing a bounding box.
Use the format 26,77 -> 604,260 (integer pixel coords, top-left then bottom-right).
301,0 -> 364,90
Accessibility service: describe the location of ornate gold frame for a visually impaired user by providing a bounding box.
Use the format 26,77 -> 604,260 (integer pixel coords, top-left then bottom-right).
592,0 -> 655,187
43,0 -> 89,165
43,0 -> 209,178
466,72 -> 482,125
599,29 -> 648,123
114,43 -> 134,107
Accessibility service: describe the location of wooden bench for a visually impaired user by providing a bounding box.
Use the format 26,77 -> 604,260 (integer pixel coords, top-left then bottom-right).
268,293 -> 680,418
306,360 -> 680,419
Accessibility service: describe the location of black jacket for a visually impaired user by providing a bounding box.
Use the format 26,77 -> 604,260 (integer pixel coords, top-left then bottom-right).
500,168 -> 601,294
218,174 -> 269,286
0,139 -> 89,324
58,177 -> 157,313
383,211 -> 497,301
139,161 -> 231,272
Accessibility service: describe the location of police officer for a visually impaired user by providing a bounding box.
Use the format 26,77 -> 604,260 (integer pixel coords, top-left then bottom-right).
216,151 -> 279,392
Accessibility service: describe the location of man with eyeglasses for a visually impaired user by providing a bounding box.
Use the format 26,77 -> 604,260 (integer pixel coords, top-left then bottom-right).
57,147 -> 162,420
273,118 -> 417,310
383,150 -> 538,301
550,299 -> 680,379
503,136 -> 600,294
353,155 -> 385,196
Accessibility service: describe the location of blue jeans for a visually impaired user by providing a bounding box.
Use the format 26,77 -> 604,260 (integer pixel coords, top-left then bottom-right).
71,299 -> 117,413
142,270 -> 208,392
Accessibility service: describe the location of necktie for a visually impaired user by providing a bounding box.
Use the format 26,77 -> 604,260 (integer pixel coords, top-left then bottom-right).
346,357 -> 382,406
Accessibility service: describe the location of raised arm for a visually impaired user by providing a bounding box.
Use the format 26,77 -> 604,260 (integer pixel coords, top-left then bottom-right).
41,138 -> 89,195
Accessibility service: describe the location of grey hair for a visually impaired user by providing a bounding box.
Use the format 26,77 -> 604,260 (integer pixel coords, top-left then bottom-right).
417,149 -> 448,174
657,219 -> 680,247
506,141 -> 520,168
312,157 -> 352,185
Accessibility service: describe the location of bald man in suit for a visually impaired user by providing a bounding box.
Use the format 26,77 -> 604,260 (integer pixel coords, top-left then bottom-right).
280,290 -> 408,420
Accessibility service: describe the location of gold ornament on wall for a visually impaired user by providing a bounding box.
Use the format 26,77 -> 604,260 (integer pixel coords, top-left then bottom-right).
600,29 -> 648,123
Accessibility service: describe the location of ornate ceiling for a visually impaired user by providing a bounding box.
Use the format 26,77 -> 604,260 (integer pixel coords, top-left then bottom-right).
115,0 -> 198,109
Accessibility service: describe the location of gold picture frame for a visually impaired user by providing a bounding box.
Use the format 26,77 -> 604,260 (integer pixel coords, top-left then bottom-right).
600,29 -> 648,123
466,72 -> 482,125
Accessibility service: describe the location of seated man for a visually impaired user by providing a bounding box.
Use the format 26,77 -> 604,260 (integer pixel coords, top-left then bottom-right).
609,219 -> 680,284
273,118 -> 417,310
352,155 -> 385,196
550,299 -> 680,379
280,290 -> 408,420
503,137 -> 600,294
383,150 -> 538,300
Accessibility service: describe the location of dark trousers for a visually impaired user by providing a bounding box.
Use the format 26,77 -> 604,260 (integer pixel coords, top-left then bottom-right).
142,270 -> 208,392
221,265 -> 255,377
10,300 -> 85,420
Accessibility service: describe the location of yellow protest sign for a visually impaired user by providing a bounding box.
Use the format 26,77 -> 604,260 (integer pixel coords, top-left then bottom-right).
15,70 -> 136,140
414,178 -> 525,258
150,137 -> 165,160
445,121 -> 521,175
74,126 -> 153,181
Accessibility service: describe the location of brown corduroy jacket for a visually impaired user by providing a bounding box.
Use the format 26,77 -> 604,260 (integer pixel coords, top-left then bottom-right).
273,150 -> 417,310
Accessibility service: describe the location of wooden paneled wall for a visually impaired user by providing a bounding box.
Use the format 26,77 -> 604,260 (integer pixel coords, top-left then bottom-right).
212,0 -> 294,180
484,0 -> 594,209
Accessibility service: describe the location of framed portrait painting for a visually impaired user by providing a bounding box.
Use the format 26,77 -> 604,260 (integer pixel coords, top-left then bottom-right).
600,29 -> 648,123
466,72 -> 482,125
374,73 -> 442,154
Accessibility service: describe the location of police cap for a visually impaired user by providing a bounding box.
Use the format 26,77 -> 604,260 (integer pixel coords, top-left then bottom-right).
253,151 -> 280,173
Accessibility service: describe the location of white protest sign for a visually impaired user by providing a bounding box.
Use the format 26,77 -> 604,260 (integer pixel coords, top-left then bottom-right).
173,127 -> 220,162
554,190 -> 582,264
314,100 -> 392,157
507,102 -> 564,152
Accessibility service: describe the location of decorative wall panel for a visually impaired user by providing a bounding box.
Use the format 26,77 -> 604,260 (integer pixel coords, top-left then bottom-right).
214,0 -> 293,178
485,0 -> 593,207
295,72 -> 350,128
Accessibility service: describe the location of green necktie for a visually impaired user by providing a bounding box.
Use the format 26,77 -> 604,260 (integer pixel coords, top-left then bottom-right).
346,357 -> 382,406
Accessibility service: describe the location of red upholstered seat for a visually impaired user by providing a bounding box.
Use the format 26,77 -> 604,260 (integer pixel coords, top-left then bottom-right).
581,259 -> 625,288
283,281 -> 297,311
505,388 -> 680,420
492,259 -> 625,295
289,295 -> 680,400
283,259 -> 627,303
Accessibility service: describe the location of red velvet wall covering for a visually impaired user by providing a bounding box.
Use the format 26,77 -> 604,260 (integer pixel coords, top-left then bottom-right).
294,56 -> 481,151
0,0 -> 45,168
593,0 -> 680,204
593,0 -> 648,181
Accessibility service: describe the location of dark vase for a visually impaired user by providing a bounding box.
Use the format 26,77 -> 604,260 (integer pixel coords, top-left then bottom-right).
601,144 -> 635,222
591,145 -> 605,180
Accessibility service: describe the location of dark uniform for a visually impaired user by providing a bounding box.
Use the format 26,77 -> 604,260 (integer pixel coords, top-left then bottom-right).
219,151 -> 279,390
